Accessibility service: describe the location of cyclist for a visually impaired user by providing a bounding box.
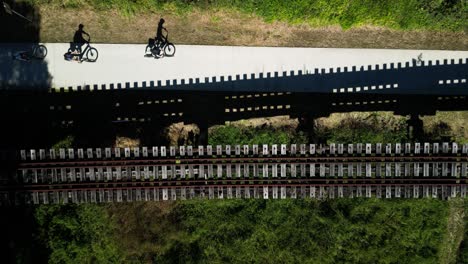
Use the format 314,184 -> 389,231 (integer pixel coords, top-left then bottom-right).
73,24 -> 90,56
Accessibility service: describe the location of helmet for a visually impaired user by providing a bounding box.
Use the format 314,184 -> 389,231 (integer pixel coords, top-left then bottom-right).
79,24 -> 84,29
159,18 -> 165,24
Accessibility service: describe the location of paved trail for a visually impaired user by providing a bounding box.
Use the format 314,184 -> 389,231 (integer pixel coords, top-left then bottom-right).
1,43 -> 467,90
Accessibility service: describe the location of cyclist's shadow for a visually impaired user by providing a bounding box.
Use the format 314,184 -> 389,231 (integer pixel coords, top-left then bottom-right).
64,24 -> 99,62
64,41 -> 98,63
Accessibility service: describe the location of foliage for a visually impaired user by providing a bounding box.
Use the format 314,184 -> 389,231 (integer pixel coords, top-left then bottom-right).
456,200 -> 468,263
209,125 -> 307,145
35,204 -> 122,264
30,180 -> 466,264
315,113 -> 408,144
180,199 -> 449,263
51,135 -> 74,149
105,202 -> 195,264
24,0 -> 468,30
103,199 -> 449,263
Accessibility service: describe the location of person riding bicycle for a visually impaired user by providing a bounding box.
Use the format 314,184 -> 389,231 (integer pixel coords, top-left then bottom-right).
73,24 -> 90,55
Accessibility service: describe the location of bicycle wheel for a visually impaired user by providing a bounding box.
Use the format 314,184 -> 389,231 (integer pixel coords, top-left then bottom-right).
33,45 -> 47,59
164,43 -> 176,57
86,47 -> 99,62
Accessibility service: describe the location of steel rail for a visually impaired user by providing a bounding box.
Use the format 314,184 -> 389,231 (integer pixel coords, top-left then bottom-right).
3,178 -> 467,192
17,155 -> 468,169
15,183 -> 468,193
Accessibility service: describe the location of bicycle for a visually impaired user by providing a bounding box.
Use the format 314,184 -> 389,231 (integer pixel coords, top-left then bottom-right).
145,32 -> 176,58
31,44 -> 48,59
66,37 -> 99,62
12,44 -> 47,62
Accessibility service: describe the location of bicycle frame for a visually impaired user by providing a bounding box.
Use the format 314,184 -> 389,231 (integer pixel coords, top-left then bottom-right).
79,43 -> 92,58
146,32 -> 175,58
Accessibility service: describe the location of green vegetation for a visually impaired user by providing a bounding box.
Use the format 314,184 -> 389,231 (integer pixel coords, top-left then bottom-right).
35,204 -> 121,263
51,135 -> 74,149
456,201 -> 468,263
316,113 -> 409,144
423,112 -> 468,144
439,199 -> 467,264
30,199 -> 460,263
209,113 -> 410,146
209,125 -> 307,145
177,199 -> 449,263
24,0 -> 467,30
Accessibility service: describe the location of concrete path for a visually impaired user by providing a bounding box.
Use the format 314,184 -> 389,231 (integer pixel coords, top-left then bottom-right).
0,43 -> 467,90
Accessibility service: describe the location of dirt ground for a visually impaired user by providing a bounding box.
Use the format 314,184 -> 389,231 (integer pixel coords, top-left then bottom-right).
38,7 -> 468,50
224,116 -> 299,130
422,112 -> 468,143
164,123 -> 199,146
114,136 -> 140,148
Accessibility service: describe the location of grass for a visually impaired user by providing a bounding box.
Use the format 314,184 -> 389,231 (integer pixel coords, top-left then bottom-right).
208,112 -> 409,145
422,112 -> 468,144
177,199 -> 450,263
32,199 -> 457,263
24,0 -> 468,31
6,1 -> 464,49
51,135 -> 74,149
316,112 -> 409,144
456,201 -> 468,263
315,112 -> 468,144
438,198 -> 466,264
209,125 -> 307,145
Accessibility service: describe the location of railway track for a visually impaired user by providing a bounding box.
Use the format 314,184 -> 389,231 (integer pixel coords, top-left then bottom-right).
1,183 -> 467,206
1,142 -> 467,205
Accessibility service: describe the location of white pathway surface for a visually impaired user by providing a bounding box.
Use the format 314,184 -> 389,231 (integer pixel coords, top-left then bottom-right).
2,43 -> 468,89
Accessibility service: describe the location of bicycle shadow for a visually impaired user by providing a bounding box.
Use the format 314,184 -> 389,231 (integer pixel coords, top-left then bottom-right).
144,35 -> 176,59
0,43 -> 51,87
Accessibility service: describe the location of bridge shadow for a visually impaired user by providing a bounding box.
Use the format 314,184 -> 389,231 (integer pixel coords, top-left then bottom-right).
0,2 -> 50,263
0,43 -> 52,88
0,57 -> 466,149
0,89 -> 467,149
0,0 -> 51,90
0,0 -> 52,147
